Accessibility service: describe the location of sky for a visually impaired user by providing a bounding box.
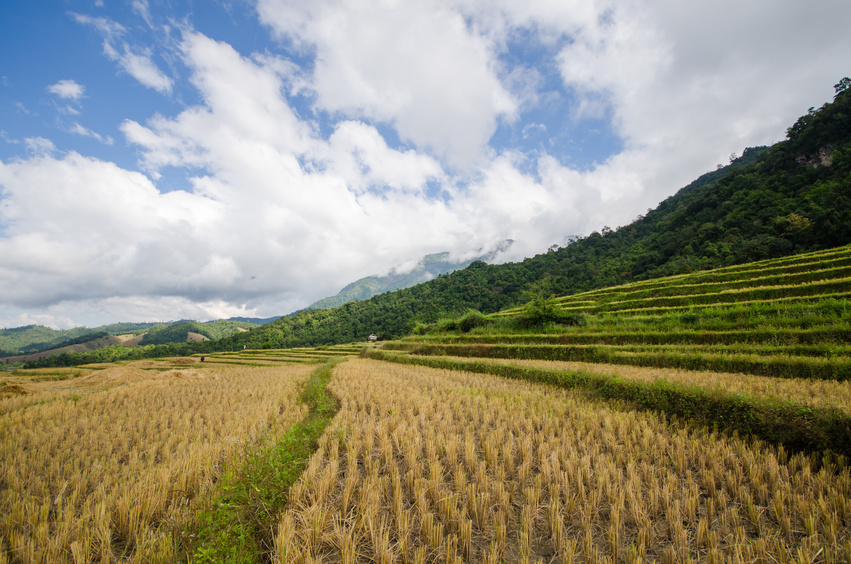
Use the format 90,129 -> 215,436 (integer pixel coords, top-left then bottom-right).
0,0 -> 849,329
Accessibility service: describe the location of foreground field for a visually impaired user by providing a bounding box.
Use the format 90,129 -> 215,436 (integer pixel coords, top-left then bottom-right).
0,358 -> 314,563
276,359 -> 851,563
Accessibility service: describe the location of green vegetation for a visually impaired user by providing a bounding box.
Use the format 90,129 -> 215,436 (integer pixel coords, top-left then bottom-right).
306,246 -> 512,310
0,325 -> 98,356
386,246 -> 851,379
139,319 -> 254,345
184,359 -> 341,563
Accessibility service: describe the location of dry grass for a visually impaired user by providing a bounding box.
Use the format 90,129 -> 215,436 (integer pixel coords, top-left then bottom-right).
275,358 -> 851,563
0,360 -> 312,563
429,356 -> 851,412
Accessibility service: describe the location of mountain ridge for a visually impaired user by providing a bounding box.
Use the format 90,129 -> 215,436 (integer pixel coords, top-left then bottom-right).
306,242 -> 514,310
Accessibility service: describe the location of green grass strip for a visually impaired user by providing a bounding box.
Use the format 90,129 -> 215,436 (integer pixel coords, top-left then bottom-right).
401,327 -> 851,346
362,349 -> 851,460
385,342 -> 851,381
184,359 -> 342,563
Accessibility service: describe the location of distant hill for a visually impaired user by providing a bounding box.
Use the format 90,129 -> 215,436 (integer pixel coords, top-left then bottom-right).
0,323 -> 156,357
2,334 -> 125,364
306,243 -> 513,310
226,316 -> 281,324
0,318 -> 255,359
138,319 -> 254,345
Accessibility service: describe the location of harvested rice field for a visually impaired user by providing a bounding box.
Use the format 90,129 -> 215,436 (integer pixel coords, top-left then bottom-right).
0,358 -> 313,563
275,358 -> 851,563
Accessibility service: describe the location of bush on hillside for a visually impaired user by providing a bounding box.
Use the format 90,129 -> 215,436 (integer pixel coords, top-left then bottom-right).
457,310 -> 489,333
517,294 -> 586,328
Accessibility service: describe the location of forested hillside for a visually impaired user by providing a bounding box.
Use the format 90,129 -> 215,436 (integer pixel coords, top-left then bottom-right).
306,245 -> 513,310
0,323 -> 156,357
2,319 -> 254,360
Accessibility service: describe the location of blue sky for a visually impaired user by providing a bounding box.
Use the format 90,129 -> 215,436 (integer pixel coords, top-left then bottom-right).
1,0 -> 849,328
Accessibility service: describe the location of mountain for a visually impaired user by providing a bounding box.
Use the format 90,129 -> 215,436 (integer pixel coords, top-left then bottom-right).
138,319 -> 256,345
306,243 -> 514,310
0,323 -> 157,357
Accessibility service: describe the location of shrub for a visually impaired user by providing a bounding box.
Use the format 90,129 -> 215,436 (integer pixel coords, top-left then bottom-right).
517,294 -> 586,328
457,310 -> 488,333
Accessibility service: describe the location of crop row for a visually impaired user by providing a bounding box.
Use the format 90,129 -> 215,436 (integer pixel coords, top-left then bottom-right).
393,339 -> 851,362
577,247 -> 851,297
569,266 -> 851,306
597,279 -> 851,312
402,326 -> 851,347
453,357 -> 851,412
496,290 -> 851,323
491,245 -> 851,319
382,342 -> 851,381
362,350 -> 851,458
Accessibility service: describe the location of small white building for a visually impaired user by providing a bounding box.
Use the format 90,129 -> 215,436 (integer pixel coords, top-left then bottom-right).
368,334 -> 378,341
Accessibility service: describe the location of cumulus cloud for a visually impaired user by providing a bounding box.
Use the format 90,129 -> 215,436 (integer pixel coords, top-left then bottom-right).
0,152 -> 223,306
257,0 -> 517,169
47,79 -> 85,101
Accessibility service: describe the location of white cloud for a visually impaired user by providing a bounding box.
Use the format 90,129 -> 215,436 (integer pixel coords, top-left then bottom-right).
551,0 -> 851,216
70,123 -> 114,145
0,312 -> 77,331
73,13 -> 173,94
0,131 -> 20,145
116,48 -> 174,94
14,102 -> 33,116
0,152 -> 224,307
257,0 -> 517,169
47,79 -> 85,101
131,0 -> 153,28
324,121 -> 445,194
23,138 -> 57,156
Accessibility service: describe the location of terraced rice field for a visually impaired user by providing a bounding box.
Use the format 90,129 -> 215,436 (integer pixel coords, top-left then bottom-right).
201,345 -> 363,366
370,245 -> 851,458
385,245 -> 851,382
